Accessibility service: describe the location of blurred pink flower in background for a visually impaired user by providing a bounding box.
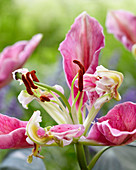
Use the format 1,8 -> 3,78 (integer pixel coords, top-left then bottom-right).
0,33 -> 42,88
106,10 -> 136,52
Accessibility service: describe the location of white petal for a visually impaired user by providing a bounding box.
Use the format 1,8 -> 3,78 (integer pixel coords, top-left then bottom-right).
18,90 -> 35,109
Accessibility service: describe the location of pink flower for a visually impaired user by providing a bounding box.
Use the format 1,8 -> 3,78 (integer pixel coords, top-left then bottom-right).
0,113 -> 32,149
26,111 -> 85,147
59,12 -> 104,88
26,111 -> 85,162
106,10 -> 136,51
59,12 -> 105,107
81,65 -> 123,109
87,102 -> 136,145
0,34 -> 42,88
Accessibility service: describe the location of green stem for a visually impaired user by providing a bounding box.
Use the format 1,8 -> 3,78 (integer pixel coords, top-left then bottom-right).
77,92 -> 84,124
75,143 -> 88,170
72,91 -> 80,107
88,146 -> 112,170
35,82 -> 72,118
71,74 -> 78,101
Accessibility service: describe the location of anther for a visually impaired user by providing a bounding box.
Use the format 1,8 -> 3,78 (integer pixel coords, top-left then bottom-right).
40,95 -> 50,102
73,60 -> 85,74
30,70 -> 39,82
26,72 -> 38,89
78,69 -> 83,92
22,75 -> 33,95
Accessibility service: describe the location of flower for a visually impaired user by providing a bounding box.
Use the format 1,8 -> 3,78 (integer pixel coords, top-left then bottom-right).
0,34 -> 42,88
26,110 -> 85,162
106,10 -> 136,56
81,65 -> 123,109
0,113 -> 32,149
26,110 -> 85,146
59,12 -> 105,107
14,68 -> 72,124
59,12 -> 104,87
86,102 -> 136,145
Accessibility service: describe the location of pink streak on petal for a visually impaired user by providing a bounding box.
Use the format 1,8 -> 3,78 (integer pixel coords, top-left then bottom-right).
37,128 -> 45,137
59,12 -> 105,87
0,34 -> 42,88
106,10 -> 136,51
87,91 -> 99,110
0,114 -> 32,149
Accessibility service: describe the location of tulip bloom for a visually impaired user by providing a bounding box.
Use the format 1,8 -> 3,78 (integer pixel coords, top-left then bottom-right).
87,102 -> 136,145
106,10 -> 136,56
0,34 -> 42,88
0,113 -> 32,149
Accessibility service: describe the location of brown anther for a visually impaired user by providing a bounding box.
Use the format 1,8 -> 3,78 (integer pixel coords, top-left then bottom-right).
30,70 -> 39,82
73,60 -> 85,74
40,95 -> 50,102
22,75 -> 33,95
78,69 -> 83,92
26,72 -> 38,89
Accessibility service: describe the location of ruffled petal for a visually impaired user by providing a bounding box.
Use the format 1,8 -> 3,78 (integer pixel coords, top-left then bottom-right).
87,102 -> 136,145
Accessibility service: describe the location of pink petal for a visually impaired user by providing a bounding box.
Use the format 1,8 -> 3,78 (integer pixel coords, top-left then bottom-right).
87,102 -> 136,145
87,123 -> 113,145
99,102 -> 136,131
0,114 -> 32,149
106,10 -> 136,51
0,34 -> 42,88
86,91 -> 99,110
50,124 -> 85,138
59,12 -> 105,87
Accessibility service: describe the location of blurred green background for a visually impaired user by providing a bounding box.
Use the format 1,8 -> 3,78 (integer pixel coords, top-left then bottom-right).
0,0 -> 136,169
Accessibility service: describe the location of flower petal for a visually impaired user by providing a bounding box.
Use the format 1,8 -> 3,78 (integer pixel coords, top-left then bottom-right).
18,90 -> 35,109
106,10 -> 136,50
0,34 -> 42,88
0,113 -> 31,149
87,102 -> 136,145
50,124 -> 85,138
59,12 -> 105,87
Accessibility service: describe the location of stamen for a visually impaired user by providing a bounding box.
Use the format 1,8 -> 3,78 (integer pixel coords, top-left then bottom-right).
73,60 -> 85,74
40,95 -> 50,102
26,72 -> 38,89
22,75 -> 33,95
30,70 -> 39,82
78,69 -> 83,92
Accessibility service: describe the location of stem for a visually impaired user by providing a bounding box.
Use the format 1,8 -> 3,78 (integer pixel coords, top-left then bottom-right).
77,92 -> 84,124
75,143 -> 88,170
88,146 -> 112,170
83,106 -> 100,135
72,91 -> 80,107
50,91 -> 73,124
35,82 -> 72,117
71,74 -> 78,101
71,91 -> 80,124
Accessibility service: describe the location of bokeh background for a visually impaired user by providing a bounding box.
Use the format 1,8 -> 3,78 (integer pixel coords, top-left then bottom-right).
0,0 -> 136,169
